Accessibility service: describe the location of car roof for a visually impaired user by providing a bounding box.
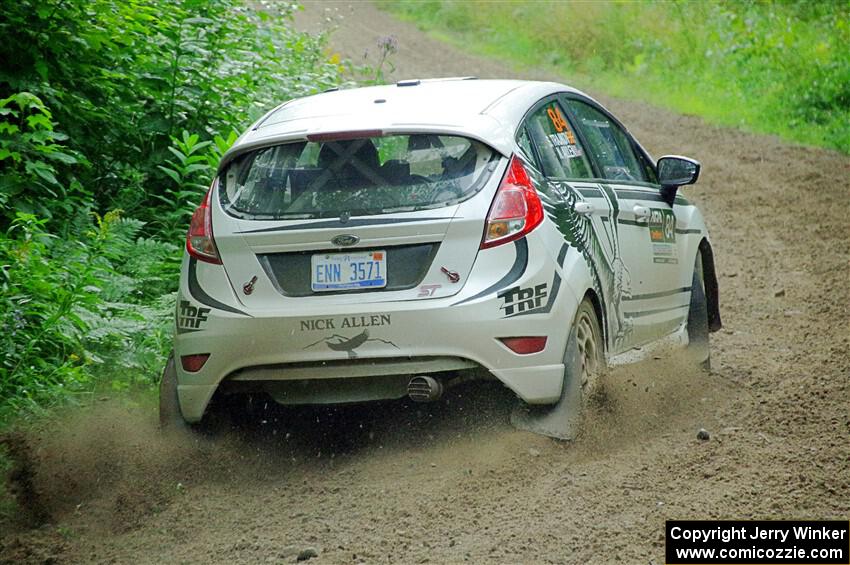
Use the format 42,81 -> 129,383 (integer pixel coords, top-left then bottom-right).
219,79 -> 590,171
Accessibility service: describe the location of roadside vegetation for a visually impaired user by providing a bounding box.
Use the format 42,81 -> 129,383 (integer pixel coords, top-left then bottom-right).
382,0 -> 850,153
0,0 -> 347,424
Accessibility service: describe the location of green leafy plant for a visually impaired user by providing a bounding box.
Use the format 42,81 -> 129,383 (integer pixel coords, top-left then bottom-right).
0,93 -> 86,223
0,0 -> 345,225
206,130 -> 240,171
0,211 -> 178,423
156,130 -> 213,238
155,129 -> 239,239
0,0 -> 354,424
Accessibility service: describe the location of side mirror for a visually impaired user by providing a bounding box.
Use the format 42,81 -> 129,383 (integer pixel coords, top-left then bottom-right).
657,155 -> 701,205
657,155 -> 700,187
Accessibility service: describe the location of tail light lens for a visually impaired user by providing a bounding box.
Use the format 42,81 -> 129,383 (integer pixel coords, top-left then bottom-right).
180,354 -> 210,372
187,181 -> 222,264
499,337 -> 548,355
481,155 -> 544,249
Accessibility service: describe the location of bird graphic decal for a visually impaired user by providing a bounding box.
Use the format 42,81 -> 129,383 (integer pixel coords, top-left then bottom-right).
303,330 -> 399,359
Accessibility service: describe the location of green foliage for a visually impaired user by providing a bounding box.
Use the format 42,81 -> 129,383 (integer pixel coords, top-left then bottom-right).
0,0 -> 344,224
0,1 -> 348,422
0,93 -> 87,221
156,130 -> 212,239
154,128 -> 239,239
383,0 -> 850,153
0,212 -> 177,423
158,131 -> 213,191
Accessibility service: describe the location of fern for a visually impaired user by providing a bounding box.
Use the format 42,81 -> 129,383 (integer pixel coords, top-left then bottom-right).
0,211 -> 179,423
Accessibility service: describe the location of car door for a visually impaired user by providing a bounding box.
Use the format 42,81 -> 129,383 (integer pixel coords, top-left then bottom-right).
561,96 -> 691,347
518,96 -> 639,355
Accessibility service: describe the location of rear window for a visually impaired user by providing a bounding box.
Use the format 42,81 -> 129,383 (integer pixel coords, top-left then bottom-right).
219,134 -> 498,220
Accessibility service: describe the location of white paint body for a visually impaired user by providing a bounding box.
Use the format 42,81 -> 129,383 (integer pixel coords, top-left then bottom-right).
173,79 -> 711,422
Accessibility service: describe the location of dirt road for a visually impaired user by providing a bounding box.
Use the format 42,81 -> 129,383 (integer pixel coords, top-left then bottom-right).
2,2 -> 848,563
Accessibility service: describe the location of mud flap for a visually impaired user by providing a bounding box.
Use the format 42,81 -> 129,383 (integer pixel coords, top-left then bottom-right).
510,325 -> 582,440
159,353 -> 189,431
687,255 -> 711,370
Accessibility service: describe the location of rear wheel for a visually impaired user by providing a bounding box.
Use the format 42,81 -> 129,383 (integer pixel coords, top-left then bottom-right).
510,296 -> 605,440
686,250 -> 711,370
567,298 -> 605,411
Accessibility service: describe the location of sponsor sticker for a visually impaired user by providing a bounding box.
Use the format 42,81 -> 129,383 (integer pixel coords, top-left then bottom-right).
648,208 -> 678,264
299,314 -> 391,332
649,208 -> 676,243
177,300 -> 210,333
546,105 -> 583,159
499,283 -> 548,317
299,314 -> 397,359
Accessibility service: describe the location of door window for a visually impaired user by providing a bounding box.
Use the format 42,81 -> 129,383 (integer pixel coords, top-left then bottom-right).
564,99 -> 649,183
522,100 -> 593,180
516,126 -> 539,169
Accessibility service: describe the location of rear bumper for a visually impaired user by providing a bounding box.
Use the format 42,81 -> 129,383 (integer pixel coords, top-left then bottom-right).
174,234 -> 579,422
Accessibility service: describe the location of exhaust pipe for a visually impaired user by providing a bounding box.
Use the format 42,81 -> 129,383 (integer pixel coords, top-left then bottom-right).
407,375 -> 443,402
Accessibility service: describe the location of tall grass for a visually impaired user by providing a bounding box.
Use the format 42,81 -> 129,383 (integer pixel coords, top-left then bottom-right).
382,0 -> 849,153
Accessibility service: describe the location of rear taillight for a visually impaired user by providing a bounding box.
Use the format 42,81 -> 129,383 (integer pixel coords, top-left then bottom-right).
180,354 -> 210,372
481,155 -> 544,249
499,337 -> 548,355
186,181 -> 221,264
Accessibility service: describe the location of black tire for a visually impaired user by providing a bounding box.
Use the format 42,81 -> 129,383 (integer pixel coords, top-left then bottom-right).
159,353 -> 189,430
687,251 -> 711,370
565,298 -> 605,410
556,297 -> 605,437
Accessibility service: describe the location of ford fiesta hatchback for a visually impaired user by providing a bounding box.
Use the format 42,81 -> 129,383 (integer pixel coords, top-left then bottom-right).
159,78 -> 721,439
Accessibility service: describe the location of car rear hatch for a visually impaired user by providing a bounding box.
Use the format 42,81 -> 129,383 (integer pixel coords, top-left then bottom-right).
212,132 -> 503,309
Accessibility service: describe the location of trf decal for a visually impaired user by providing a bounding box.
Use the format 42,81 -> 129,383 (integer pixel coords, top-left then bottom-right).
499,283 -> 548,317
178,300 -> 210,332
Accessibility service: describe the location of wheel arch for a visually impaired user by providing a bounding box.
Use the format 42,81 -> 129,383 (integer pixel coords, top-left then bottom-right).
697,238 -> 722,332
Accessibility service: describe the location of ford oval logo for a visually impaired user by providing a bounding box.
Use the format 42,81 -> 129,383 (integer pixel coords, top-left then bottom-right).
331,234 -> 360,247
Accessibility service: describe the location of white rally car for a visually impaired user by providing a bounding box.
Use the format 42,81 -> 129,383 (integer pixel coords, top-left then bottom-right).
159,78 -> 721,438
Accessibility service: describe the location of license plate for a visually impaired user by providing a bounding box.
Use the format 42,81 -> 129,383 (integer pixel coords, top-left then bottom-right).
311,250 -> 387,292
